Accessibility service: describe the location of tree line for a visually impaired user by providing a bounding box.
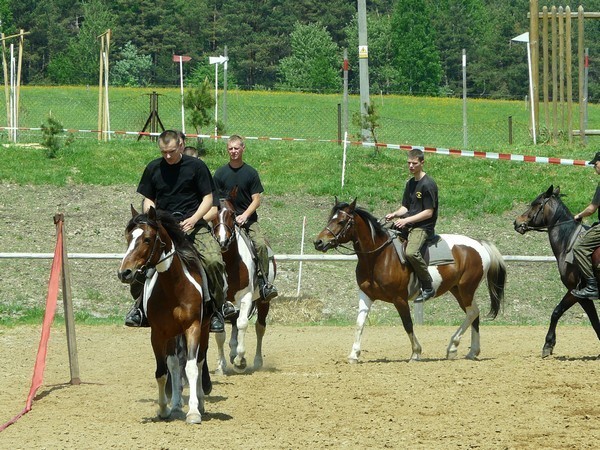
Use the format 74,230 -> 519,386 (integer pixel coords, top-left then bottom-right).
3,0 -> 600,100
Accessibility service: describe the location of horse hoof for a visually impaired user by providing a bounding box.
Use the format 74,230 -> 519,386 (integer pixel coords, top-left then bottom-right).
186,412 -> 202,424
157,407 -> 171,420
446,351 -> 458,360
233,358 -> 248,373
347,358 -> 359,364
542,346 -> 553,358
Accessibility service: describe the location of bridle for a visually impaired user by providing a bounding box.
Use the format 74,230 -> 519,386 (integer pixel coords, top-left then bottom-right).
212,205 -> 237,249
522,196 -> 576,232
326,209 -> 394,255
132,221 -> 172,279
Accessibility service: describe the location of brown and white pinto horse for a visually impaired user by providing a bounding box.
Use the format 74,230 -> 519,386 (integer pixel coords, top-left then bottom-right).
314,199 -> 506,362
514,185 -> 600,357
117,206 -> 211,424
211,188 -> 274,373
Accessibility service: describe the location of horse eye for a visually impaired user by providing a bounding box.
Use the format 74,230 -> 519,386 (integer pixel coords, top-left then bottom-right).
144,237 -> 152,244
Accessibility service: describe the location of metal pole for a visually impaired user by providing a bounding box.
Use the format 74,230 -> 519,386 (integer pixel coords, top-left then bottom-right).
357,0 -> 370,141
584,48 -> 589,145
343,48 -> 349,140
223,46 -> 228,126
462,49 -> 467,148
214,62 -> 218,140
179,57 -> 185,134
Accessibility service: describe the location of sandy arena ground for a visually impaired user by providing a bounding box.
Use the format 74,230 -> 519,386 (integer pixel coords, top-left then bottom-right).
1,324 -> 600,449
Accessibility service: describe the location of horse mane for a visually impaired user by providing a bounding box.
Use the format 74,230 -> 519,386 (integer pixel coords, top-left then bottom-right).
333,202 -> 387,238
548,192 -> 578,242
126,210 -> 203,273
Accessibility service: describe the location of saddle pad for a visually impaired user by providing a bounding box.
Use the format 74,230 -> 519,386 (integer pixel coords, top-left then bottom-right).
390,231 -> 455,266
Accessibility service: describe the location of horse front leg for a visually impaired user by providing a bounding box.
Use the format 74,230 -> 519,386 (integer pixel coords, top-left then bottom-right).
393,298 -> 422,361
213,331 -> 227,376
348,290 -> 373,364
167,353 -> 183,412
233,294 -> 253,373
184,329 -> 202,424
543,294 -> 578,358
254,301 -> 270,370
151,334 -> 171,420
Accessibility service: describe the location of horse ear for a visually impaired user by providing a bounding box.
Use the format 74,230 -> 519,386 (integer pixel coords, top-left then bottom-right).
230,185 -> 238,199
553,186 -> 561,196
334,196 -> 339,205
350,198 -> 357,211
148,205 -> 156,220
130,204 -> 139,217
545,185 -> 554,197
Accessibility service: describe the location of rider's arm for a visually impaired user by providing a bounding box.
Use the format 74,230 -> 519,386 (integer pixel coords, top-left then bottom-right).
385,205 -> 408,221
575,203 -> 599,221
142,197 -> 156,213
237,193 -> 261,226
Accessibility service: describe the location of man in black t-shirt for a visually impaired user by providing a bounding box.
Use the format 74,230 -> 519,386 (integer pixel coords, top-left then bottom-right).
385,148 -> 439,303
571,151 -> 600,300
213,135 -> 278,302
125,130 -> 230,332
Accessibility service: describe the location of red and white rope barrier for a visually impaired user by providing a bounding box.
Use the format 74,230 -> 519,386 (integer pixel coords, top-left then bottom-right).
1,126 -> 589,166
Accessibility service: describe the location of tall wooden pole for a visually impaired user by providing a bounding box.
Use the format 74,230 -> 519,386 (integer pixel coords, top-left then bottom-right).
530,0 -> 540,135
357,0 -> 370,141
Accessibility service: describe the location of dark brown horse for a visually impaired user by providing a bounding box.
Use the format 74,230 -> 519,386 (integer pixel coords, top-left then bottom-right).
314,198 -> 506,362
117,206 -> 211,424
514,185 -> 600,357
211,187 -> 273,373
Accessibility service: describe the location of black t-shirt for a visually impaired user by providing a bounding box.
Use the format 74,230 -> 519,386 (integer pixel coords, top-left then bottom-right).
213,163 -> 263,223
401,174 -> 438,234
593,184 -> 600,222
137,154 -> 215,219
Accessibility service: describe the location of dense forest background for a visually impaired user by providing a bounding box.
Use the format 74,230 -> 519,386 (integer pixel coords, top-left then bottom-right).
3,0 -> 600,100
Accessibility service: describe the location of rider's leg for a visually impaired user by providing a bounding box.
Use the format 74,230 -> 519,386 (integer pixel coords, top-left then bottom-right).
572,226 -> 600,299
195,231 -> 234,332
248,222 -> 278,302
405,228 -> 435,303
125,271 -> 149,327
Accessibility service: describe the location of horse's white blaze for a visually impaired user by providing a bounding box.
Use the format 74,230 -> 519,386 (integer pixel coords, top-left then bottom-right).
119,228 -> 143,271
217,223 -> 228,245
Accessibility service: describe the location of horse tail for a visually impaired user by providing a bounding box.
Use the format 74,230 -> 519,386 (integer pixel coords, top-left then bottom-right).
480,240 -> 507,319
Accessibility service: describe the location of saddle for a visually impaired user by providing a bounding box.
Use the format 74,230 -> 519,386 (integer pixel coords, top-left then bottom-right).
389,230 -> 455,266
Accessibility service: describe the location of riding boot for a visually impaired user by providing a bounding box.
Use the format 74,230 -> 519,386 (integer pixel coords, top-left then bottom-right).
125,295 -> 149,327
415,278 -> 436,303
258,275 -> 278,303
572,277 -> 599,300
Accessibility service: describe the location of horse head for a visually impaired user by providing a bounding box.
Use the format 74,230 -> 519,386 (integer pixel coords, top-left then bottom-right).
213,187 -> 238,251
117,205 -> 171,284
314,197 -> 357,252
514,185 -> 561,234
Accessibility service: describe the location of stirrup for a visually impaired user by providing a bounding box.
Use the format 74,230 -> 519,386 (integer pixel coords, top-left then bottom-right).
415,288 -> 435,303
260,283 -> 278,302
125,307 -> 146,327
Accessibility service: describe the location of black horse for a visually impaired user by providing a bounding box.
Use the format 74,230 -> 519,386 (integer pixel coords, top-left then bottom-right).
514,185 -> 600,357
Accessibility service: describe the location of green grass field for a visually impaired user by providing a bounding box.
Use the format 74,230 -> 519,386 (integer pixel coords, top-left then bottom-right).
1,88 -> 600,327
9,85 -> 600,151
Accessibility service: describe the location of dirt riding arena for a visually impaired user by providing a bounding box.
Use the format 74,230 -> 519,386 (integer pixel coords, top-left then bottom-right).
1,324 -> 600,448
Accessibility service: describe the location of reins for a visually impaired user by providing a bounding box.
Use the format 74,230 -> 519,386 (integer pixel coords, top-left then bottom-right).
329,210 -> 395,256
524,196 -> 579,232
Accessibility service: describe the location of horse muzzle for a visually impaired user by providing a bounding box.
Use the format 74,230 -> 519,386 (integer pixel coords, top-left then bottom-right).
314,238 -> 334,252
513,220 -> 528,235
117,268 -> 135,284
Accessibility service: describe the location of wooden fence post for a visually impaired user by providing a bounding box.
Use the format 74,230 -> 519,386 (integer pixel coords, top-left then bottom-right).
54,214 -> 81,385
